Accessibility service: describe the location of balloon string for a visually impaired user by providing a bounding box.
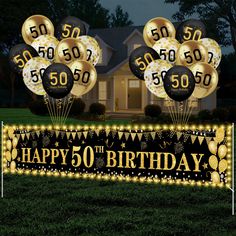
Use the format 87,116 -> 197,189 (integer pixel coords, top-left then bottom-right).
60,95 -> 67,125
166,98 -> 174,124
62,96 -> 74,125
172,100 -> 177,125
51,97 -> 57,125
44,95 -> 54,125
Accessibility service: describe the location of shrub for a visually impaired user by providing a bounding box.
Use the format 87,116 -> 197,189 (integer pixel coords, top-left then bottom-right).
198,109 -> 212,121
89,103 -> 106,115
28,99 -> 49,116
144,104 -> 162,117
70,98 -> 86,116
212,107 -> 229,122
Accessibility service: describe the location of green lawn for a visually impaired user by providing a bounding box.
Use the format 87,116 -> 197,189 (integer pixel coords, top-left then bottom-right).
0,108 -> 235,236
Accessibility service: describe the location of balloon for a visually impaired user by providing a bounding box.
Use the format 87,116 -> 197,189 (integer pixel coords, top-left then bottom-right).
56,16 -> 86,40
42,63 -> 74,99
9,43 -> 38,74
208,141 -> 217,155
144,59 -> 172,98
176,19 -> 206,43
215,127 -> 225,144
6,140 -> 12,151
68,60 -> 97,97
54,38 -> 87,64
31,35 -> 59,61
211,171 -> 220,184
163,65 -> 195,101
153,37 -> 180,64
23,57 -> 51,96
176,40 -> 208,67
129,46 -> 160,80
143,17 -> 176,47
218,145 -> 227,159
10,161 -> 16,172
209,155 -> 218,170
218,159 -> 227,173
21,15 -> 54,44
12,137 -> 18,148
5,151 -> 11,162
200,38 -> 222,68
11,149 -> 18,160
190,62 -> 218,99
78,36 -> 101,66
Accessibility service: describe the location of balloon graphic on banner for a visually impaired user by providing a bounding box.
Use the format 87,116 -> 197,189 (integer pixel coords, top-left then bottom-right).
176,19 -> 206,43
208,141 -> 217,155
144,59 -> 172,98
209,155 -> 218,170
54,38 -> 87,64
143,17 -> 176,47
163,65 -> 195,101
176,40 -> 208,67
31,35 -> 59,62
9,43 -> 38,74
199,38 -> 222,69
152,37 -> 180,64
42,63 -> 74,99
23,57 -> 51,96
21,15 -> 54,44
190,62 -> 218,99
78,36 -> 101,66
211,171 -> 220,184
68,60 -> 97,97
129,46 -> 160,80
218,145 -> 227,159
215,127 -> 225,144
56,16 -> 86,40
218,159 -> 227,173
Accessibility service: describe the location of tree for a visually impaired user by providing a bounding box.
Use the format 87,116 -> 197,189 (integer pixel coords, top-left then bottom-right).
165,0 -> 236,53
110,5 -> 133,27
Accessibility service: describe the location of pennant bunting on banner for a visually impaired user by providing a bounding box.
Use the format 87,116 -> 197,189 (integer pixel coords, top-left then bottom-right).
131,133 -> 136,141
198,136 -> 205,145
105,129 -> 110,137
95,129 -> 100,137
16,134 -> 20,139
71,132 -> 76,139
191,135 -> 197,144
36,131 -> 41,137
77,132 -> 82,140
112,131 -> 117,138
137,133 -> 143,141
21,133 -> 25,141
177,132 -> 182,140
156,130 -> 162,139
83,131 -> 88,139
55,131 -> 59,138
183,133 -> 190,142
26,133 -> 30,140
205,137 -> 212,144
118,132 -> 123,140
125,132 -> 130,140
61,131 -> 65,139
151,132 -> 156,140
66,132 -> 71,139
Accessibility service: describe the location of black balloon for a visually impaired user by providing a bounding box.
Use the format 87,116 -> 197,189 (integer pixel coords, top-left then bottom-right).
163,65 -> 195,102
9,43 -> 38,74
176,19 -> 206,43
42,63 -> 74,99
129,46 -> 160,80
56,16 -> 86,40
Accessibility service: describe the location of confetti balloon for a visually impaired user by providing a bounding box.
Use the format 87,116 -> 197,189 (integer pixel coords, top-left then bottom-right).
31,35 -> 59,62
42,63 -> 74,99
163,65 -> 195,101
56,16 -> 86,40
9,43 -> 38,74
153,37 -> 180,64
143,17 -> 176,47
23,57 -> 51,96
176,19 -> 206,43
78,36 -> 101,66
190,62 -> 218,99
176,40 -> 208,67
144,59 -> 172,98
200,38 -> 222,68
54,38 -> 87,64
129,46 -> 160,80
21,15 -> 54,44
68,60 -> 97,97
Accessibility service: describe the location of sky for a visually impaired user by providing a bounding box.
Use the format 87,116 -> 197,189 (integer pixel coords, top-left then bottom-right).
100,0 -> 233,54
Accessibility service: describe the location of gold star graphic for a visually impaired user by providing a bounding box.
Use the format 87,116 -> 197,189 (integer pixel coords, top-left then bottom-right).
202,163 -> 208,169
17,157 -> 21,162
55,142 -> 59,147
121,142 -> 126,149
82,140 -> 85,144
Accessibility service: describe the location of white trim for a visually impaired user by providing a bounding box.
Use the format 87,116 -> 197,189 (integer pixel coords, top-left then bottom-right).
107,58 -> 128,75
123,29 -> 143,44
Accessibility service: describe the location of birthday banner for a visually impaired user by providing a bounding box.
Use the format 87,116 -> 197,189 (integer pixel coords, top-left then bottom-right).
3,124 -> 232,188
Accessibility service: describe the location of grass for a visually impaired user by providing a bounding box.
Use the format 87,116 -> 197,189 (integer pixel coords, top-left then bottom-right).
0,108 -> 235,236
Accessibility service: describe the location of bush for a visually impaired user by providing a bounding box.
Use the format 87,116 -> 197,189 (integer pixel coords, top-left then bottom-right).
144,104 -> 162,117
28,99 -> 49,116
212,107 -> 229,122
198,109 -> 212,121
89,103 -> 106,115
70,98 -> 85,116
228,106 -> 236,122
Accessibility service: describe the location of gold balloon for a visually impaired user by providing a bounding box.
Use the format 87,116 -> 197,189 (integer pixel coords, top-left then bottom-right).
144,59 -> 172,98
8,127 -> 14,139
6,140 -> 12,151
12,149 -> 18,160
143,17 -> 176,47
152,37 -> 180,64
218,145 -> 227,159
215,127 -> 225,144
209,155 -> 218,170
5,151 -> 11,162
78,36 -> 101,66
200,38 -> 222,69
176,40 -> 208,67
10,161 -> 16,172
54,38 -> 87,64
12,137 -> 18,148
68,60 -> 97,97
190,62 -> 218,98
211,171 -> 220,184
22,15 -> 54,44
218,159 -> 228,173
208,141 -> 217,155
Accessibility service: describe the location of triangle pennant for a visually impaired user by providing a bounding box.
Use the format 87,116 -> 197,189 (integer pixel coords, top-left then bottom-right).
66,132 -> 71,139
95,129 -> 100,137
55,131 -> 60,138
26,133 -> 30,140
16,134 -> 20,139
105,129 -> 110,137
177,132 -> 182,140
61,131 -> 65,139
124,132 -> 130,140
21,133 -> 25,141
205,137 -> 212,144
137,133 -> 143,141
36,131 -> 41,137
71,132 -> 76,139
156,130 -> 162,139
198,136 -> 205,145
151,132 -> 156,140
83,131 -> 88,139
191,135 -> 197,144
183,133 -> 190,142
131,133 -> 136,141
77,132 -> 82,140
112,131 -> 117,138
118,132 -> 123,140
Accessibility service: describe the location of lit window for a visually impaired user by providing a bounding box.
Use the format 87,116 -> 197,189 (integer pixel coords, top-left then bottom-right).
99,81 -> 107,100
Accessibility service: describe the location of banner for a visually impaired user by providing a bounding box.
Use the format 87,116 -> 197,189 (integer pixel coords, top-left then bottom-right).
3,124 -> 233,188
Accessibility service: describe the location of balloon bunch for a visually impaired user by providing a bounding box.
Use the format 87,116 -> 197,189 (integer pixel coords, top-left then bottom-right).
9,15 -> 100,125
129,17 -> 221,124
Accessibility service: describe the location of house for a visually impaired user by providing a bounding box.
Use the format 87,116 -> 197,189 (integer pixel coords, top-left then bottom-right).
82,26 -> 216,113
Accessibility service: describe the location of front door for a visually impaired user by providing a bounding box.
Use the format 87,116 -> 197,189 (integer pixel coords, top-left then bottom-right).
128,79 -> 142,109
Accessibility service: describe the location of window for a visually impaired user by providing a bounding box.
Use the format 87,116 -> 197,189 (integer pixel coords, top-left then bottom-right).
99,81 -> 107,104
98,48 -> 103,64
129,80 -> 140,88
